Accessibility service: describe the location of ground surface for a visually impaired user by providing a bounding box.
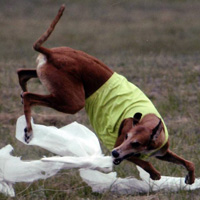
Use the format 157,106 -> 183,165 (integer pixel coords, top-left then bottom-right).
0,0 -> 200,199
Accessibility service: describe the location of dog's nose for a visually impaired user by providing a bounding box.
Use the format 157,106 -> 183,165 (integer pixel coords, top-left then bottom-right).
112,150 -> 119,158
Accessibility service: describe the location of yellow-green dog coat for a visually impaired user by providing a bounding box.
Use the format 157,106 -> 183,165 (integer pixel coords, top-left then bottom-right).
85,72 -> 168,158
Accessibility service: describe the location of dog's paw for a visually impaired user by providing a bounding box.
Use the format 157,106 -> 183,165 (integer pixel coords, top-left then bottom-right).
24,127 -> 33,143
185,174 -> 195,185
150,172 -> 161,181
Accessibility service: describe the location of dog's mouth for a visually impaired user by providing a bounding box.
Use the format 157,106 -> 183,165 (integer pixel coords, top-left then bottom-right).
113,158 -> 123,165
113,152 -> 140,165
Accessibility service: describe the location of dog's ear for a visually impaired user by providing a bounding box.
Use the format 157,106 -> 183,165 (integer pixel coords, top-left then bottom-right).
150,119 -> 163,141
133,113 -> 142,126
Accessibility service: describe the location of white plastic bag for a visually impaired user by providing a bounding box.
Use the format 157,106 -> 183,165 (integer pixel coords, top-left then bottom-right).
0,116 -> 113,197
16,116 -> 113,172
0,144 -> 63,197
137,166 -> 200,192
79,169 -> 150,194
0,115 -> 200,197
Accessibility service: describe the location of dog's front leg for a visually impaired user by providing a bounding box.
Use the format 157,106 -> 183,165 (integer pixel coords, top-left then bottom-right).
127,156 -> 161,180
156,150 -> 195,184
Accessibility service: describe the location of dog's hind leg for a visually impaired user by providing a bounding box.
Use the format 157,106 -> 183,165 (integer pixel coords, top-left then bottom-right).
17,69 -> 37,92
22,91 -> 84,143
22,93 -> 53,143
156,150 -> 195,184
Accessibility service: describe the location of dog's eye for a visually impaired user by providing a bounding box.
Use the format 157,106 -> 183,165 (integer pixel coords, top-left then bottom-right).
131,142 -> 141,148
125,134 -> 128,140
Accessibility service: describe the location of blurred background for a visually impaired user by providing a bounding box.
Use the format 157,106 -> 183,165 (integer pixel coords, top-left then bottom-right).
0,0 -> 200,199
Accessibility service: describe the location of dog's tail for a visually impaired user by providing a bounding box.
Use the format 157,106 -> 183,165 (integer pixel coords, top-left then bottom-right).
33,4 -> 65,56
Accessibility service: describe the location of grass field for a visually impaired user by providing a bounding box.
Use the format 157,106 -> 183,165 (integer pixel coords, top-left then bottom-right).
0,0 -> 200,199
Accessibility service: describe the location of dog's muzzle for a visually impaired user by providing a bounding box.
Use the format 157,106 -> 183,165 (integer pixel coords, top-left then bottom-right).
112,150 -> 122,165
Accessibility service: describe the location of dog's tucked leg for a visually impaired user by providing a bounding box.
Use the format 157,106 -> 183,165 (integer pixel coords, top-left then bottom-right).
23,92 -> 84,143
156,150 -> 195,184
127,156 -> 161,180
23,93 -> 54,143
17,69 -> 37,92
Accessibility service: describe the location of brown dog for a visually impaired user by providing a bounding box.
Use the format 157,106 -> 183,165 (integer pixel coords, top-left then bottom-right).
17,5 -> 195,184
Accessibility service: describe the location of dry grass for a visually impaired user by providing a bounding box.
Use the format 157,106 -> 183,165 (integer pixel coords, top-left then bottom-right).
0,0 -> 200,199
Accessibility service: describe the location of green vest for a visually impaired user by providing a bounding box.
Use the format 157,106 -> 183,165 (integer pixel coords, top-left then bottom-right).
85,73 -> 168,158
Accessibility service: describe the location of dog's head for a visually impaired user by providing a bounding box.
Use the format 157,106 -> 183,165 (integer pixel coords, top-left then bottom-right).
112,113 -> 163,165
